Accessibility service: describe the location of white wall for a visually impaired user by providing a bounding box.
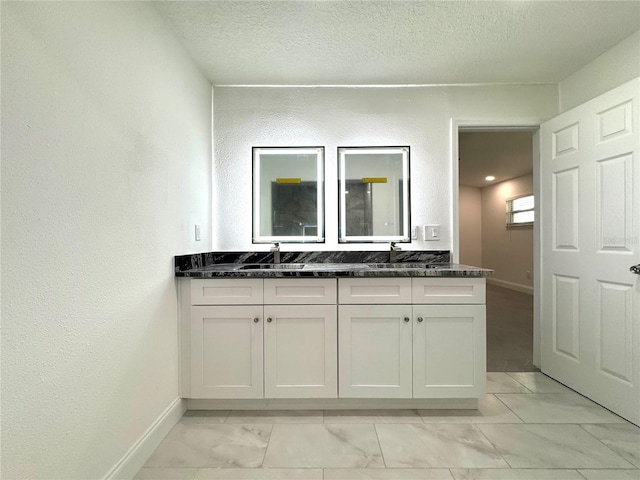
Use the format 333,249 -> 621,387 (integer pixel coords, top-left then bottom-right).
1,3 -> 212,478
212,85 -> 557,251
481,174 -> 534,293
559,30 -> 640,112
458,185 -> 482,267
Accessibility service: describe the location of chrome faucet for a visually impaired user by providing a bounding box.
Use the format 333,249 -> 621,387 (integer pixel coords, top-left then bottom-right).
271,242 -> 281,264
389,241 -> 400,263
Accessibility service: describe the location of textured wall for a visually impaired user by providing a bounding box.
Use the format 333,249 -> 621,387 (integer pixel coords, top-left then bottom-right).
481,174 -> 534,291
1,2 -> 211,478
458,186 -> 482,267
212,85 -> 557,251
560,30 -> 640,112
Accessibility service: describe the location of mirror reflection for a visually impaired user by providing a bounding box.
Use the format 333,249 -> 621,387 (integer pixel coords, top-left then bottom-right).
252,147 -> 324,243
338,146 -> 410,243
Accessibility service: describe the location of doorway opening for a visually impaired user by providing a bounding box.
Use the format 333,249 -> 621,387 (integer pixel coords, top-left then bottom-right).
457,128 -> 538,372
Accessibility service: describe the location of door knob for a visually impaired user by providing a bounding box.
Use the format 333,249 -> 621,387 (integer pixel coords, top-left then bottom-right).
631,264 -> 640,275
253,317 -> 260,323
404,317 -> 410,323
267,317 -> 273,323
417,317 -> 424,323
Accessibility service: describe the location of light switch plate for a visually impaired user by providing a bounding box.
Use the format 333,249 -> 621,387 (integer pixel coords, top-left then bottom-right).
424,224 -> 440,241
195,224 -> 202,242
411,226 -> 418,240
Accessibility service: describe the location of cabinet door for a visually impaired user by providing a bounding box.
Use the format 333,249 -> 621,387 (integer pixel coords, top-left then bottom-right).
338,304 -> 413,398
264,305 -> 337,398
190,305 -> 263,399
413,305 -> 486,398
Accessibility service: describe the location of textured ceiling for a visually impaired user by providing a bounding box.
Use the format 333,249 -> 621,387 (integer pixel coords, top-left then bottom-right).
459,131 -> 534,188
154,1 -> 640,85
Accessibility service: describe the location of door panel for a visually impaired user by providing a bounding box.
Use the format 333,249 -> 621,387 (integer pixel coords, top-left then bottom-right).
264,305 -> 337,399
552,274 -> 580,360
597,100 -> 632,141
597,280 -> 634,383
553,167 -> 580,250
541,77 -> 640,425
190,305 -> 263,399
597,153 -> 633,252
338,304 -> 412,398
413,305 -> 485,398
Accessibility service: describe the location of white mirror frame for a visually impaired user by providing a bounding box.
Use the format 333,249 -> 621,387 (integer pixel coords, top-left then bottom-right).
338,146 -> 410,243
252,146 -> 325,243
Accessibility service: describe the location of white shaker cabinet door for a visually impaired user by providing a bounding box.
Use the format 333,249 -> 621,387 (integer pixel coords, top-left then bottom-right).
190,305 -> 264,399
338,304 -> 413,398
264,305 -> 337,398
413,305 -> 486,398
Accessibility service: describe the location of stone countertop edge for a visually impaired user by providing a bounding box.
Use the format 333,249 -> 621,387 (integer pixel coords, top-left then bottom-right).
175,264 -> 493,278
174,250 -> 493,278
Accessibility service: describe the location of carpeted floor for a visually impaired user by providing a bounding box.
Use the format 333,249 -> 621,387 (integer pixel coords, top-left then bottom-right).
486,284 -> 537,372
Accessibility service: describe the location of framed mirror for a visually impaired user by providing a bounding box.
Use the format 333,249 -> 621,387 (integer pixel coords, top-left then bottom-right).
338,146 -> 410,243
253,147 -> 325,243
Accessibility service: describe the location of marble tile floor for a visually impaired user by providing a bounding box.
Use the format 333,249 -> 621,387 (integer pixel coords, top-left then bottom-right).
136,373 -> 640,480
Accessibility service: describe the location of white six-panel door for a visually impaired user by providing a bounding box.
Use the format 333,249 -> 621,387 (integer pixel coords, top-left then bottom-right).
540,78 -> 640,424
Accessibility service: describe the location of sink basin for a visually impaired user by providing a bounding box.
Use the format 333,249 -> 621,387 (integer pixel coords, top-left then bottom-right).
365,263 -> 440,269
234,263 -> 305,270
303,263 -> 371,270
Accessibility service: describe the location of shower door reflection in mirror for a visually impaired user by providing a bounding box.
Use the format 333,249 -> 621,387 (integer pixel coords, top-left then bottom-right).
252,147 -> 325,243
338,146 -> 410,243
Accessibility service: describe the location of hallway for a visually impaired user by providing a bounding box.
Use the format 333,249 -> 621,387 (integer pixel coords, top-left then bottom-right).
486,284 -> 536,373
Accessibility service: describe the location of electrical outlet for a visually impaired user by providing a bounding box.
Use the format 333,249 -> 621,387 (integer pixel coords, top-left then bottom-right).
526,271 -> 531,279
195,224 -> 202,242
411,226 -> 418,240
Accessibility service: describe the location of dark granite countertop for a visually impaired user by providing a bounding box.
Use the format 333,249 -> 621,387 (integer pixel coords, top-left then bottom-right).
175,250 -> 493,278
176,262 -> 492,278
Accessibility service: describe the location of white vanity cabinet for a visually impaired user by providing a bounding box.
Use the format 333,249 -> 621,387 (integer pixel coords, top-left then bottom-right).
183,273 -> 486,404
263,278 -> 337,399
185,278 -> 338,399
338,278 -> 413,398
189,279 -> 264,399
338,277 -> 486,399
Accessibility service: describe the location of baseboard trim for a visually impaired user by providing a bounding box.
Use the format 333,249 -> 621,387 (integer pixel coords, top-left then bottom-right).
487,277 -> 533,295
104,397 -> 186,480
187,397 -> 478,410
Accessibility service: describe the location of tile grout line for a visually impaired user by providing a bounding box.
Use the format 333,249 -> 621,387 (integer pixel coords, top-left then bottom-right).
493,393 -> 528,424
504,372 -> 536,393
372,423 -> 389,469
575,468 -> 589,479
488,372 -> 534,394
258,423 -> 275,468
576,423 -> 639,469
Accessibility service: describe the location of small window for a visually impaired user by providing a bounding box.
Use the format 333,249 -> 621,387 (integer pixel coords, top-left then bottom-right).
506,194 -> 534,227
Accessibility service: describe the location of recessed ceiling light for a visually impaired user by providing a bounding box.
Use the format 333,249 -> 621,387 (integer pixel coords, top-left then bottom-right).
485,175 -> 495,181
